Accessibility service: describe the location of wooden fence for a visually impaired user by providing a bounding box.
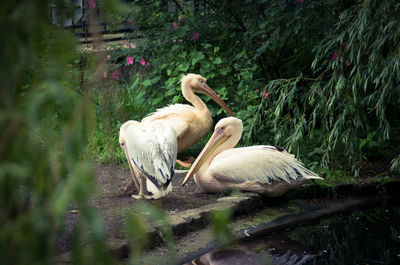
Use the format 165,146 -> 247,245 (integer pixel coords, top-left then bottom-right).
49,0 -> 134,44
49,0 -> 208,44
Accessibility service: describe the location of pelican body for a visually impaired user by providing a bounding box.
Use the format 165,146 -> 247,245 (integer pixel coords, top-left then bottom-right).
119,120 -> 177,199
141,74 -> 235,153
181,117 -> 323,197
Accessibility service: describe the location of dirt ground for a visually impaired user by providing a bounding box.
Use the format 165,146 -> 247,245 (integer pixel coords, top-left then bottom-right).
57,163 -> 225,254
57,160 -> 397,255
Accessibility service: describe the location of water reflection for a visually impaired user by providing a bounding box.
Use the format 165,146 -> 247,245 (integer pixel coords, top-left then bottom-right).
185,234 -> 317,265
292,206 -> 400,265
185,206 -> 400,265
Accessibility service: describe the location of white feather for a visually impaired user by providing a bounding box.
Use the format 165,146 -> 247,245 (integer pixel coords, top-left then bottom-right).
124,120 -> 177,191
209,145 -> 322,185
141,104 -> 193,138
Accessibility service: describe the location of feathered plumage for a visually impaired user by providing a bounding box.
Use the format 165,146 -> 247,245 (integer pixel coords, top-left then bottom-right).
119,120 -> 177,199
141,74 -> 234,153
182,117 -> 323,197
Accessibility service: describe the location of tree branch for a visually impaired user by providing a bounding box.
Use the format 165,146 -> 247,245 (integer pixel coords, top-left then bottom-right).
171,0 -> 184,13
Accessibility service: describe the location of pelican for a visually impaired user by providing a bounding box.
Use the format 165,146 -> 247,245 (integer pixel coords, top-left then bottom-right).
119,120 -> 177,199
141,74 -> 235,156
181,117 -> 323,197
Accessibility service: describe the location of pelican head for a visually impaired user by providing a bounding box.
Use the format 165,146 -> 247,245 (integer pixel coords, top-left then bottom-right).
119,120 -> 140,150
180,74 -> 235,117
119,120 -> 142,191
181,117 -> 242,186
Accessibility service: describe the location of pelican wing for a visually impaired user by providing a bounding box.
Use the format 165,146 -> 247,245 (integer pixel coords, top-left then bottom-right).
209,145 -> 321,185
125,121 -> 177,190
141,104 -> 196,139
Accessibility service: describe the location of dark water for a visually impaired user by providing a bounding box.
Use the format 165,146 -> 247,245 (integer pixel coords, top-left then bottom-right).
187,206 -> 400,265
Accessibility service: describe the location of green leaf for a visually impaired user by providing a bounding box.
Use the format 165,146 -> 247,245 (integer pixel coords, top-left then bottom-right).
152,96 -> 164,105
165,77 -> 177,87
135,90 -> 146,104
176,62 -> 190,72
192,51 -> 205,66
165,88 -> 176,96
151,76 -> 161,84
129,78 -> 141,91
172,95 -> 181,103
220,67 -> 230,76
142,79 -> 152,86
213,57 -> 222,65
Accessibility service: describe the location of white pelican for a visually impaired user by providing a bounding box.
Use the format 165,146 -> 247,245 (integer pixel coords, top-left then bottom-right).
119,120 -> 177,199
141,74 -> 235,155
181,117 -> 323,197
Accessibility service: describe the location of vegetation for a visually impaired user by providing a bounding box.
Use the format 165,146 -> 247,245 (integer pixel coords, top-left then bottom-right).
96,0 -> 400,175
1,0 -> 399,264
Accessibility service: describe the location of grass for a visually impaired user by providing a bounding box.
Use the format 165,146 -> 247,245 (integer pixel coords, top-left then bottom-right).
316,168 -> 356,187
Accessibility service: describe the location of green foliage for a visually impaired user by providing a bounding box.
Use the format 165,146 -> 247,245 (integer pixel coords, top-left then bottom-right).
0,0 -> 138,264
89,0 -> 400,172
210,207 -> 233,244
391,155 -> 400,173
126,202 -> 177,264
3,0 -> 400,263
98,0 -> 340,162
308,0 -> 400,166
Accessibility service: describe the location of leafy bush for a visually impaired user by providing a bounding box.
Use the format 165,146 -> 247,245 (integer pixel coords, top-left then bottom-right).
0,1 -> 154,264
100,0 -> 336,160
102,0 -> 400,172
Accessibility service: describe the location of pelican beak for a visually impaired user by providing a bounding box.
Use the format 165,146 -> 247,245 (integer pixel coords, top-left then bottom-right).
121,142 -> 140,191
181,128 -> 229,186
202,84 -> 235,117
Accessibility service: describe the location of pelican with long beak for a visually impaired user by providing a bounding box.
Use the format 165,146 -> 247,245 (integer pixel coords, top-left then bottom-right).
142,74 -> 235,157
119,120 -> 177,199
181,117 -> 323,197
119,74 -> 235,197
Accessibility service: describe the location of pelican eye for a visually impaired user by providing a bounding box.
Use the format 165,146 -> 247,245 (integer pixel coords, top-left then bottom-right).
216,126 -> 225,134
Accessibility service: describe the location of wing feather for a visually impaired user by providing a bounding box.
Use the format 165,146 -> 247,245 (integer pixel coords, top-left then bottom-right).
141,104 -> 194,139
209,145 -> 321,185
125,121 -> 177,190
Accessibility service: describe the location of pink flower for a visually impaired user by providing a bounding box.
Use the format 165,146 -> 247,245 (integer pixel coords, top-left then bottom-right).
125,41 -> 131,48
296,0 -> 304,3
139,58 -> 146,66
263,90 -> 270,98
103,72 -> 108,79
345,60 -> 350,66
192,32 -> 200,41
107,54 -> 110,59
173,21 -> 178,31
126,56 -> 133,65
112,70 -> 121,80
87,0 -> 96,8
333,52 -> 339,61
